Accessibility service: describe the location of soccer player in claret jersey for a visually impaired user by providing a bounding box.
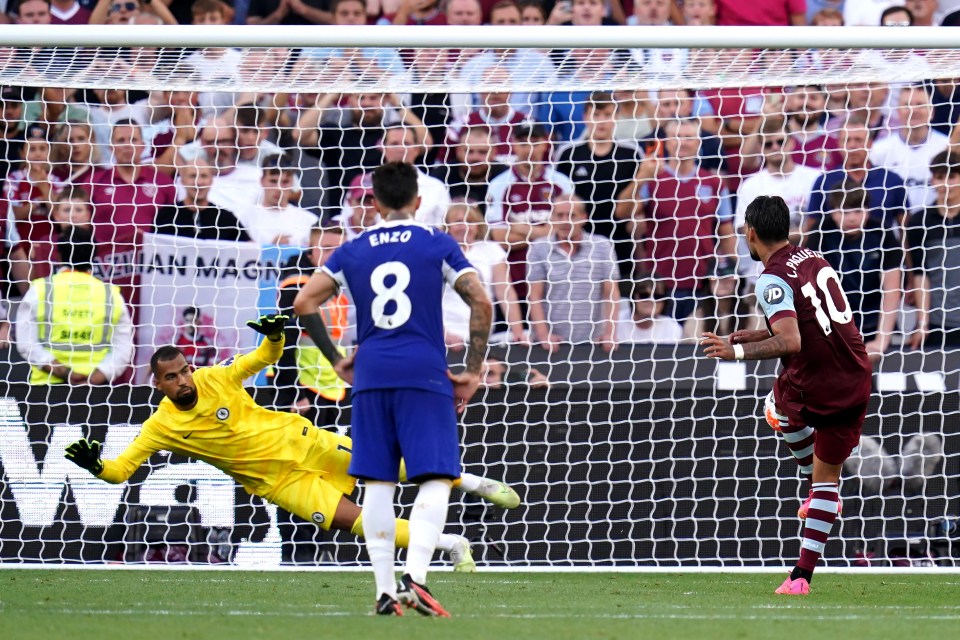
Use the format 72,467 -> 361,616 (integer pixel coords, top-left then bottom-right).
701,195 -> 873,596
63,314 -> 516,574
294,162 -> 494,617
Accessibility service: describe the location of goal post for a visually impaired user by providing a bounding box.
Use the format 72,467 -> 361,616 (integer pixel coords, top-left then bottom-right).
0,25 -> 957,569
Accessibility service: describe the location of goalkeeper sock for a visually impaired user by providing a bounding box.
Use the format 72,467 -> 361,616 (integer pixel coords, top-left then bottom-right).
351,514 -> 411,549
405,479 -> 452,585
780,419 -> 815,480
361,481 -> 398,599
796,482 -> 840,576
455,472 -> 481,493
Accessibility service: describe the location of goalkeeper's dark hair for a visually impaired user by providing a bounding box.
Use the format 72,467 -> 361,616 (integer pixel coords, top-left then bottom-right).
743,195 -> 790,243
372,161 -> 419,211
150,345 -> 185,377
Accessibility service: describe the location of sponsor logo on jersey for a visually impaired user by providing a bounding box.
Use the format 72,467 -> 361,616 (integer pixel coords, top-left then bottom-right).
311,512 -> 325,525
216,408 -> 230,421
764,284 -> 785,304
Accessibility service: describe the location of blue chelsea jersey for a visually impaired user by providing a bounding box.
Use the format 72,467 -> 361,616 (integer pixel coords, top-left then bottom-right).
321,220 -> 476,396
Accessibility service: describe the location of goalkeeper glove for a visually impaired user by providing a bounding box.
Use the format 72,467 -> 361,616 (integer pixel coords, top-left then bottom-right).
65,438 -> 104,475
247,314 -> 289,341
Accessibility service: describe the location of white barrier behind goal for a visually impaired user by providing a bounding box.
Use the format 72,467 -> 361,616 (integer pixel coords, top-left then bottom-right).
0,26 -> 957,568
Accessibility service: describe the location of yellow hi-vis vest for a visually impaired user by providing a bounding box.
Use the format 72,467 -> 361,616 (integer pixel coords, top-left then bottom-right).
30,270 -> 124,385
278,274 -> 349,402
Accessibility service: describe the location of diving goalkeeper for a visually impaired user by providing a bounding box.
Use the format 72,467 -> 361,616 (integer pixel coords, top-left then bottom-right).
64,314 -> 519,571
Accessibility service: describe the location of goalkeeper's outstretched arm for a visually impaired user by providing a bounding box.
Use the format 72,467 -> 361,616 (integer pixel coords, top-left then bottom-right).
65,426 -> 161,484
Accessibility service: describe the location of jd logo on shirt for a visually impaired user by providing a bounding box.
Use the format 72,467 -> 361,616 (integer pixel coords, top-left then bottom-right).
216,408 -> 230,421
764,285 -> 784,304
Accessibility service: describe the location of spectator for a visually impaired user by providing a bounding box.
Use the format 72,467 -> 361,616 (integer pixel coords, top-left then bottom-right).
642,87 -> 722,170
784,85 -> 843,171
612,89 -> 655,142
246,0 -> 332,25
377,125 -> 451,226
197,116 -> 266,212
827,81 -> 890,135
540,48 -> 635,144
388,0 -> 446,23
49,122 -> 99,199
629,0 -> 688,79
638,118 -> 736,323
564,0 -> 619,25
454,48 -> 555,121
905,150 -> 960,350
481,357 -> 550,388
233,154 -> 319,247
683,0 -> 717,24
714,0 -> 806,25
927,78 -> 960,138
154,160 -> 251,241
90,119 -> 177,301
301,92 -> 427,217
517,0 -> 546,23
12,0 -> 51,22
629,0 -> 671,24
844,1 -> 901,25
555,92 -> 644,281
446,67 -> 526,164
734,118 -> 821,282
486,122 -> 574,299
491,0 -> 523,23
5,125 -> 64,273
431,125 -> 507,208
810,188 -> 903,360
528,194 -> 619,352
869,85 -> 949,214
446,0 -> 482,23
616,279 -> 683,343
443,202 -> 526,347
878,4 -> 914,25
905,0 -> 937,24
120,90 -> 201,173
806,117 -> 909,232
49,0 -> 91,23
15,226 -> 134,385
234,105 -> 285,167
338,172 -> 380,239
301,0 -> 405,81
275,225 -> 349,425
809,6 -> 843,23
23,87 -> 94,138
26,186 -> 94,280
89,0 -> 178,24
0,87 -> 27,186
184,1 -> 243,81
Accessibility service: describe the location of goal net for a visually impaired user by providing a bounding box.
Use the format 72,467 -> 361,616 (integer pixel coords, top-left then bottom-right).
0,27 -> 958,569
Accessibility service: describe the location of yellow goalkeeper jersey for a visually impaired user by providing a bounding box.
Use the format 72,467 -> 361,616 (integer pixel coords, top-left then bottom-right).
97,338 -> 344,497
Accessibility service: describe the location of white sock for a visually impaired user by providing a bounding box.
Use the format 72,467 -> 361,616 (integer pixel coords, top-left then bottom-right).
404,479 -> 452,584
436,532 -> 460,554
457,472 -> 483,494
362,481 -> 398,599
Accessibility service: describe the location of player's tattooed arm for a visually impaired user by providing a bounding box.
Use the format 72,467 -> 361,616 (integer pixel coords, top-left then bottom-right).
701,318 -> 800,361
454,271 -> 494,374
299,313 -> 343,366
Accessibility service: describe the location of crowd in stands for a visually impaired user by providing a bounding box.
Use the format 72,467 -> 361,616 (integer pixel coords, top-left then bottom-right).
1,0 -> 960,387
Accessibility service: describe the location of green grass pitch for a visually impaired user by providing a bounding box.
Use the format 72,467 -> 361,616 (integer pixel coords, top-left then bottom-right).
1,570 -> 958,639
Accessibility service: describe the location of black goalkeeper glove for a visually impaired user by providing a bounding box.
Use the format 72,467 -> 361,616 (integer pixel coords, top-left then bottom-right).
247,314 -> 289,341
65,439 -> 104,475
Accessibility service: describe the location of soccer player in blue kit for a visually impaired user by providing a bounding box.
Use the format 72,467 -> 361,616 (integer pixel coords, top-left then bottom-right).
294,162 -> 493,617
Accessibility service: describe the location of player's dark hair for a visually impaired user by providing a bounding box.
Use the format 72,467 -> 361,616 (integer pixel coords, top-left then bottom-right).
743,195 -> 790,243
150,345 -> 185,377
372,161 -> 419,211
828,186 -> 870,212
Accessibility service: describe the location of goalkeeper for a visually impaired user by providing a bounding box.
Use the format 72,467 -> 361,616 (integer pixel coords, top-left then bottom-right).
65,314 -> 520,571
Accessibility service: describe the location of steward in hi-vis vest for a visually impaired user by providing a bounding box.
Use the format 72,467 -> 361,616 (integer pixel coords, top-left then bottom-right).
15,228 -> 134,385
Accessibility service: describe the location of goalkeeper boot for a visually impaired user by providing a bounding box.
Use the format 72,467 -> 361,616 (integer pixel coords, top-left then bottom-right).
798,490 -> 843,520
774,575 -> 811,595
450,535 -> 477,573
472,479 -> 521,509
397,574 -> 451,618
374,593 -> 403,616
